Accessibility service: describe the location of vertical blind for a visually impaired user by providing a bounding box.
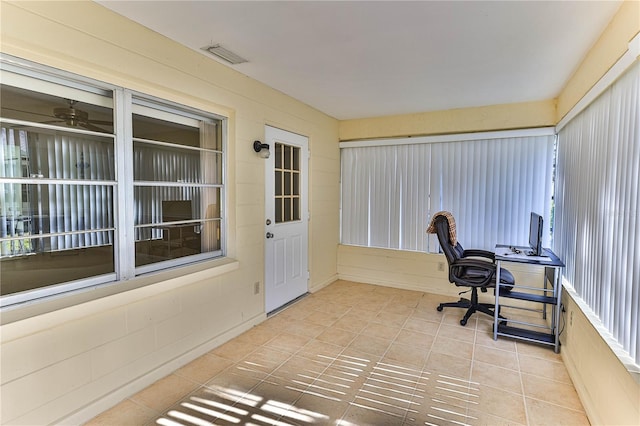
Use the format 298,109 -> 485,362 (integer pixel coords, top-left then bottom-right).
0,128 -> 114,255
341,132 -> 555,252
341,144 -> 430,250
555,60 -> 639,365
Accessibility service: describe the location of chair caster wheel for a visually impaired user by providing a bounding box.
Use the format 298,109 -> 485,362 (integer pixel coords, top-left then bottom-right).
437,306 -> 443,312
460,319 -> 467,326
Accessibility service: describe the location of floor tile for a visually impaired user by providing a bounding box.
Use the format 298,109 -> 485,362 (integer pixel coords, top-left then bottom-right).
281,318 -> 327,338
333,314 -> 370,334
84,399 -> 158,426
521,373 -> 585,412
424,351 -> 472,380
361,322 -> 401,341
473,384 -> 527,424
471,360 -> 523,395
525,397 -> 590,425
431,335 -> 475,360
315,327 -> 357,347
394,329 -> 435,350
383,341 -> 429,368
518,353 -> 572,384
211,338 -> 260,362
262,332 -> 312,354
342,403 -> 407,425
129,374 -> 200,413
373,310 -> 411,327
296,339 -> 344,364
173,353 -> 234,385
86,281 -> 588,426
288,391 -> 350,423
348,333 -> 393,357
403,316 -> 441,336
473,343 -> 519,369
438,322 -> 477,343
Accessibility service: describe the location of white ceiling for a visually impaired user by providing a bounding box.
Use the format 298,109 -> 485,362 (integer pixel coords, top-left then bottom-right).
96,1 -> 622,120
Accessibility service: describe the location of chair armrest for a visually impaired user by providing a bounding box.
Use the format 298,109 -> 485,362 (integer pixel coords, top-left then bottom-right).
462,249 -> 495,261
450,258 -> 496,287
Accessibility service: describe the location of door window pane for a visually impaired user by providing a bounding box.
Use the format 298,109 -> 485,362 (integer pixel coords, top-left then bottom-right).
274,142 -> 301,223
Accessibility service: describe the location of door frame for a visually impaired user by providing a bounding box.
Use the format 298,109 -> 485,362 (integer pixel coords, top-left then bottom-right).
263,125 -> 309,313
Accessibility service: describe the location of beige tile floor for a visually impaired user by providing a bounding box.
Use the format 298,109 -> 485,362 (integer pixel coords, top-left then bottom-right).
86,280 -> 589,426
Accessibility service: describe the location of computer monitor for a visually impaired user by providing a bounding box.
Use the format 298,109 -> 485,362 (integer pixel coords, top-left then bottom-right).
528,212 -> 543,256
162,200 -> 192,223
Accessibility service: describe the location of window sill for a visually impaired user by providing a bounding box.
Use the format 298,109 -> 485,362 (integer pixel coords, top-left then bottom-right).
0,257 -> 239,329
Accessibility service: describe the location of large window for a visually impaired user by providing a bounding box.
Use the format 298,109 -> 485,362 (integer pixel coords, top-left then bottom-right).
340,130 -> 555,252
555,61 -> 639,365
0,57 -> 225,306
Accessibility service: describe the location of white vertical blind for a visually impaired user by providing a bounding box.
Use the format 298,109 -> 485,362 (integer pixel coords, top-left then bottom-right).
0,128 -> 114,253
341,132 -> 554,252
555,60 -> 639,365
341,144 -> 430,251
432,136 -> 554,250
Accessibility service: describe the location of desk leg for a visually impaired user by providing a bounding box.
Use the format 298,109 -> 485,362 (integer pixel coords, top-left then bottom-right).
553,267 -> 562,353
543,267 -> 548,321
494,260 -> 501,341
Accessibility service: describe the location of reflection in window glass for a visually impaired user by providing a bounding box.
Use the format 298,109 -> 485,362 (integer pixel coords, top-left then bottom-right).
133,110 -> 223,268
1,84 -> 114,134
1,82 -> 116,296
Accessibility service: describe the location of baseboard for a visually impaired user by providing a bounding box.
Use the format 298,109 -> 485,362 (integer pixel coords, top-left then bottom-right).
337,273 -> 454,296
309,274 -> 338,293
561,350 -> 600,426
59,312 -> 267,425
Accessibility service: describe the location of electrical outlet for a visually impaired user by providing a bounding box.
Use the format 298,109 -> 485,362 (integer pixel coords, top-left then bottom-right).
254,282 -> 260,295
437,262 -> 445,272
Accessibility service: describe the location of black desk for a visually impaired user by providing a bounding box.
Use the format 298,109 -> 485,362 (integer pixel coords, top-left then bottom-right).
494,245 -> 565,352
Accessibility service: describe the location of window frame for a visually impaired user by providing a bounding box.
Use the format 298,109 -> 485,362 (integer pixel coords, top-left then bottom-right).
0,54 -> 227,308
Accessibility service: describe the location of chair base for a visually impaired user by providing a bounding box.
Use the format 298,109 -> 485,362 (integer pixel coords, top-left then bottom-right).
437,288 -> 506,326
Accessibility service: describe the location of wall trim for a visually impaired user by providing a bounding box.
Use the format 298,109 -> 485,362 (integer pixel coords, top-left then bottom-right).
309,274 -> 339,293
339,126 -> 555,148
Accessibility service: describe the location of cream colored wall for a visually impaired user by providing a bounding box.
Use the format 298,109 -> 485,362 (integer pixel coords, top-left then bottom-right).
0,1 -> 339,424
339,99 -> 555,141
560,291 -> 640,425
337,245 -> 546,307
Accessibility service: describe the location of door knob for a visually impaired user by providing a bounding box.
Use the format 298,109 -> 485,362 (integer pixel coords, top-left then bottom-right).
266,232 -> 274,239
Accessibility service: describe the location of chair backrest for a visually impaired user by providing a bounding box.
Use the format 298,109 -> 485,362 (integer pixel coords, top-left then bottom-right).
433,215 -> 465,282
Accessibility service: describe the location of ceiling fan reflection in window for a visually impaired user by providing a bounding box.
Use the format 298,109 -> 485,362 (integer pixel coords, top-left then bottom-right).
3,99 -> 113,133
48,99 -> 112,133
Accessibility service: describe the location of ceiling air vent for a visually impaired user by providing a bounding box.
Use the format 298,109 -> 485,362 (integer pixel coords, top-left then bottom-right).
202,44 -> 248,65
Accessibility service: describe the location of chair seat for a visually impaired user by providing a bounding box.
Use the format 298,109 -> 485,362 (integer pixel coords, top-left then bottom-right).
455,266 -> 514,287
499,267 -> 515,285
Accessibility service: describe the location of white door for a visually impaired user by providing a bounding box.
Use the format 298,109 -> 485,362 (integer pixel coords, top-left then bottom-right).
264,126 -> 309,313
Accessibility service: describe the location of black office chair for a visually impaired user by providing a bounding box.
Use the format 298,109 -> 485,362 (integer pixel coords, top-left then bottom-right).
430,213 -> 514,326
